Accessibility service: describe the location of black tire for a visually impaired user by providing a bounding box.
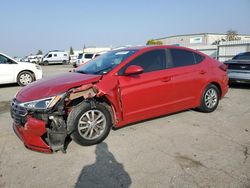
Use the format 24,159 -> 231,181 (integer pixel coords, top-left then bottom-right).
67,101 -> 112,146
43,61 -> 49,66
17,71 -> 35,86
198,84 -> 220,113
229,80 -> 236,86
62,60 -> 67,65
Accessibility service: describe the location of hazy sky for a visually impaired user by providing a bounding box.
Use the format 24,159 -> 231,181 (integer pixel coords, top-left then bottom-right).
1,0 -> 250,57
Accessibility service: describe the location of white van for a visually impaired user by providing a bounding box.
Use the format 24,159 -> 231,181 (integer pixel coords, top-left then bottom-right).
42,51 -> 69,65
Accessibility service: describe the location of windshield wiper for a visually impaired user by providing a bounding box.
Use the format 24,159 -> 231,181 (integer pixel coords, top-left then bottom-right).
76,70 -> 88,74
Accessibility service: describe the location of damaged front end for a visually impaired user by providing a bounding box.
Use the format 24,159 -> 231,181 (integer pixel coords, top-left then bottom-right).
11,85 -> 100,153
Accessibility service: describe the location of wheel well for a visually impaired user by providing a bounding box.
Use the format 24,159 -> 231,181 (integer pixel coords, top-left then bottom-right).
69,96 -> 115,126
17,70 -> 35,81
210,82 -> 222,98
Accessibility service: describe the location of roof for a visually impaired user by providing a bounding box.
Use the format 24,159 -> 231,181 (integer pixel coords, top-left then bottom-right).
114,45 -> 195,52
155,33 -> 250,40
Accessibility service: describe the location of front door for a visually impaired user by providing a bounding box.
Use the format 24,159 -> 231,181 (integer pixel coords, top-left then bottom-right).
117,49 -> 174,123
0,54 -> 15,84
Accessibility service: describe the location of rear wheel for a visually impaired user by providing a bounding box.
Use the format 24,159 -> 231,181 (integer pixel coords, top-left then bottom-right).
17,71 -> 34,86
198,84 -> 220,113
43,61 -> 49,66
67,102 -> 112,146
62,60 -> 67,65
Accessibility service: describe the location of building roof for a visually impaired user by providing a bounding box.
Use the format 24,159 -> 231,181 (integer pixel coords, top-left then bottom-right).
155,33 -> 250,40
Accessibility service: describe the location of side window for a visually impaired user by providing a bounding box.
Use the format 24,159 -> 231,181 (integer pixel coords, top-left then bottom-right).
170,49 -> 196,67
54,54 -> 57,57
120,50 -> 166,74
85,54 -> 94,59
48,54 -> 52,58
194,52 -> 205,64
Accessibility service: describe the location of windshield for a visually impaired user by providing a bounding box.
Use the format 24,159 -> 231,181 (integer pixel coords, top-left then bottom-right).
76,49 -> 138,75
78,53 -> 83,59
43,53 -> 49,58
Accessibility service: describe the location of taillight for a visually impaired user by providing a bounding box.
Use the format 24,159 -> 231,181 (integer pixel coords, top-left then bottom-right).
219,64 -> 227,71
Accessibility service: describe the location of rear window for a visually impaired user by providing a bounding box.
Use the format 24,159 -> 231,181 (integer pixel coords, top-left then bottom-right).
232,52 -> 250,60
194,53 -> 205,63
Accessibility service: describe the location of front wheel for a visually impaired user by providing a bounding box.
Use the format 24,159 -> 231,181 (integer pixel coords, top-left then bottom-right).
198,84 -> 220,113
17,71 -> 34,86
67,102 -> 112,146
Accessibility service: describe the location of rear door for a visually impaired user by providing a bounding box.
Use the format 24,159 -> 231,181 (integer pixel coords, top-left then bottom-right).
117,49 -> 174,123
167,48 -> 206,110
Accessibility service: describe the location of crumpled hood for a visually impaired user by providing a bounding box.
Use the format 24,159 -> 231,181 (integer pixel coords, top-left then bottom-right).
16,72 -> 102,102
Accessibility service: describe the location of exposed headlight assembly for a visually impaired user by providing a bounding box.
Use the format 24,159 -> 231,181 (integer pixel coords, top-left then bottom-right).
20,95 -> 62,110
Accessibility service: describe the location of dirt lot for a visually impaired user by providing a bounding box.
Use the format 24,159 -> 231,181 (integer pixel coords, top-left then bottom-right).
0,65 -> 249,188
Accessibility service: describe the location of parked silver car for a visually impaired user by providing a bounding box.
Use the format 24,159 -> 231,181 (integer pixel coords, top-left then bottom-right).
224,52 -> 250,84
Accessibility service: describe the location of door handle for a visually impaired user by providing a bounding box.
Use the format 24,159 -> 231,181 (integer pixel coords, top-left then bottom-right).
162,77 -> 172,82
200,70 -> 206,75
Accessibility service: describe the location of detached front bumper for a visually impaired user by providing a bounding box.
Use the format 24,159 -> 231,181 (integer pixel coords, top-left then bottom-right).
13,116 -> 52,153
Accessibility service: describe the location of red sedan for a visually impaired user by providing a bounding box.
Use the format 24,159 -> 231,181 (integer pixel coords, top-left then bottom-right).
11,46 -> 228,153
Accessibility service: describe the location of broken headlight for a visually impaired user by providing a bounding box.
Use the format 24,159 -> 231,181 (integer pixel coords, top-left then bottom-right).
20,95 -> 62,110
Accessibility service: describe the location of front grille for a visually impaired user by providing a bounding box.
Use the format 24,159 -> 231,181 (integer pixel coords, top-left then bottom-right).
228,64 -> 250,71
11,99 -> 27,125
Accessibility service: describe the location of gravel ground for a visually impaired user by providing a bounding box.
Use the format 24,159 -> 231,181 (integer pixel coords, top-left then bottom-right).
0,65 -> 249,188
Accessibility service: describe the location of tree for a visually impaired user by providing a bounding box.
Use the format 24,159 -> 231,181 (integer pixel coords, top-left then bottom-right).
36,50 -> 43,55
69,46 -> 74,55
146,39 -> 163,45
226,30 -> 241,41
212,38 -> 226,45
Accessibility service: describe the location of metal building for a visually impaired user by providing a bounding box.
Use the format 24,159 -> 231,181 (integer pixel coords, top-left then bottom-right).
217,40 -> 250,61
156,33 -> 250,46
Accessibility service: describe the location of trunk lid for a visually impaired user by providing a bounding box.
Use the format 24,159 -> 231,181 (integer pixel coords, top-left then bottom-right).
224,60 -> 250,71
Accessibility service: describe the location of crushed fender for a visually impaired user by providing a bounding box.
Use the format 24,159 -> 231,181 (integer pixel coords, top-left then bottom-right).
69,84 -> 97,100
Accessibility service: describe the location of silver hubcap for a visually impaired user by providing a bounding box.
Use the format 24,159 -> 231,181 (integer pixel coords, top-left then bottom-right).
19,73 -> 32,85
205,88 -> 218,109
78,110 -> 106,140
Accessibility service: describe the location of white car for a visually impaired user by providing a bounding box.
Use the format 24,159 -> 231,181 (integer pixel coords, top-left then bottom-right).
27,55 -> 43,64
73,51 -> 108,68
0,52 -> 43,86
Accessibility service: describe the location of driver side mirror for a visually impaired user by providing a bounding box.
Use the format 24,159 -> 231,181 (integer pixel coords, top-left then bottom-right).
124,65 -> 144,76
